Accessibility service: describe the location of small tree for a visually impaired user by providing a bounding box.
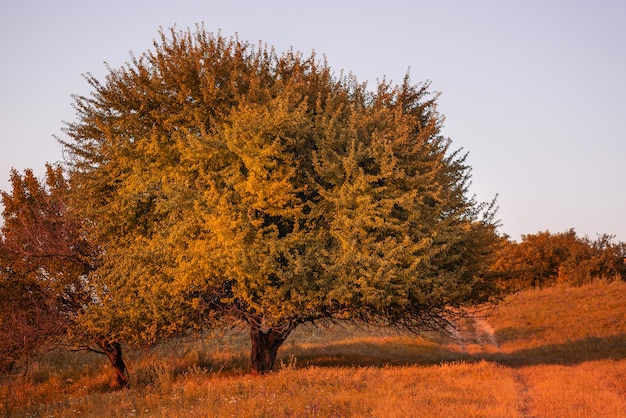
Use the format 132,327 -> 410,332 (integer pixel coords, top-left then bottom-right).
0,166 -> 129,386
62,26 -> 502,374
0,263 -> 62,373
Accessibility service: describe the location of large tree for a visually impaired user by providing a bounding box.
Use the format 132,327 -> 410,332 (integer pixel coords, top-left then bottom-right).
0,166 -> 129,386
62,26 -> 501,374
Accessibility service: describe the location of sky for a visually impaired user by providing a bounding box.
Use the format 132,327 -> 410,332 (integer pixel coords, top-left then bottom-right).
1,0 -> 625,242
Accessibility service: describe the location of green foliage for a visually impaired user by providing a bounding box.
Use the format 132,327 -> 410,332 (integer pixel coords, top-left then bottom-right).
61,25 -> 501,371
492,229 -> 625,290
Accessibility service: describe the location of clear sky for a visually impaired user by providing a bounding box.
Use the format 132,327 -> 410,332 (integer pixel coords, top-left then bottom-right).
1,0 -> 625,242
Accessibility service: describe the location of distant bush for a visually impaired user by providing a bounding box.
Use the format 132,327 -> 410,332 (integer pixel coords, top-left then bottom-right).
492,229 -> 626,290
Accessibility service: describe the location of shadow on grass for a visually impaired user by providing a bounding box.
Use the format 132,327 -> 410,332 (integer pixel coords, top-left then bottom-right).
121,327 -> 626,382
275,333 -> 626,371
497,333 -> 626,367
277,338 -> 468,369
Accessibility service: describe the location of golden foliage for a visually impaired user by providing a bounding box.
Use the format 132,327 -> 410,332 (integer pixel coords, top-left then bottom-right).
60,25 -> 501,373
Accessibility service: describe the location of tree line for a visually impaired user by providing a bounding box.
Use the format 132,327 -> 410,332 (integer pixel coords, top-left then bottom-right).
493,229 -> 625,290
1,25 -> 622,387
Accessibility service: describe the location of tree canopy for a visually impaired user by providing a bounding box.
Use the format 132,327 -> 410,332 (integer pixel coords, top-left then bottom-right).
0,166 -> 130,386
61,26 -> 502,373
0,166 -> 91,372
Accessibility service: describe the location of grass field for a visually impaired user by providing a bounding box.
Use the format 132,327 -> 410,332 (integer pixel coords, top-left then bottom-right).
2,280 -> 625,417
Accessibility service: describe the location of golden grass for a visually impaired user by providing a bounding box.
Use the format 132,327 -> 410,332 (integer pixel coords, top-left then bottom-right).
488,279 -> 626,417
2,279 -> 625,417
519,360 -> 626,417
3,361 -> 521,417
490,279 -> 626,355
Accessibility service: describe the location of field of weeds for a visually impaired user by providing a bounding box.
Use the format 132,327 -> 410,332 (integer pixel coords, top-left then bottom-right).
2,279 -> 625,417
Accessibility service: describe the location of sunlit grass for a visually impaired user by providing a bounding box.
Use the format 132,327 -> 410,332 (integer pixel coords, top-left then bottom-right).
490,279 -> 626,363
2,279 -> 626,417
489,279 -> 626,417
518,360 -> 626,417
3,360 -> 521,417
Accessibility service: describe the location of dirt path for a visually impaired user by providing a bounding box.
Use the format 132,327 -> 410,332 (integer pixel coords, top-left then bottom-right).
451,315 -> 499,355
453,316 -> 534,418
471,316 -> 499,349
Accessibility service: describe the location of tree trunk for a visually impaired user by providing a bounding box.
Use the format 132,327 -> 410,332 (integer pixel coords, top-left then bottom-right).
100,341 -> 129,388
249,325 -> 293,374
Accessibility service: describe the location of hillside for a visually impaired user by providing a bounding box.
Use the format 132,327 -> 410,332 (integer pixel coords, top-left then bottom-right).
2,280 -> 625,417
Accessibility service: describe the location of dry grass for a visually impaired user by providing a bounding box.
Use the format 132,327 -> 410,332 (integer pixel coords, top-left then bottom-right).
491,279 -> 626,348
2,279 -> 625,417
488,279 -> 626,417
489,279 -> 626,365
519,360 -> 626,417
2,360 -> 521,417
